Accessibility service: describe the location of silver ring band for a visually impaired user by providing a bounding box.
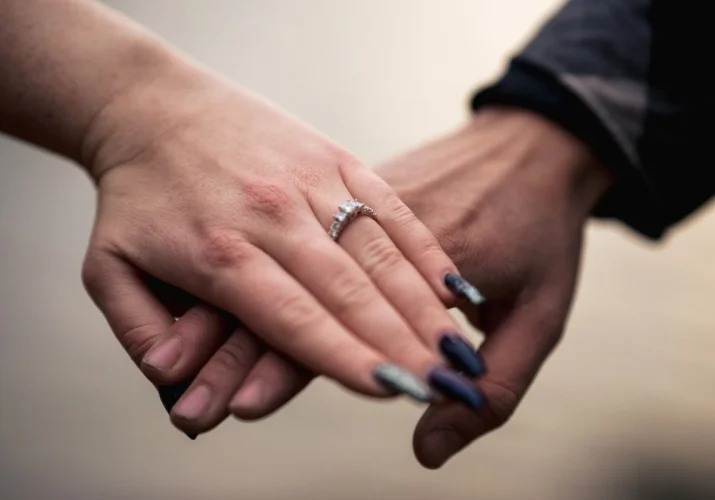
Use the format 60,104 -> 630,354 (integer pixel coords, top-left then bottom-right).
328,200 -> 378,241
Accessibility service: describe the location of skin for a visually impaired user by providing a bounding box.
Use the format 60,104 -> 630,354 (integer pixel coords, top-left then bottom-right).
0,0 -> 614,469
1,1 -> 471,434
166,106 -> 614,468
380,107 -> 613,468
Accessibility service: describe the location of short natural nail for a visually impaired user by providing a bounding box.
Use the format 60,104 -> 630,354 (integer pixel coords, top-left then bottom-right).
373,364 -> 434,403
230,378 -> 266,412
171,384 -> 212,422
143,336 -> 183,373
439,333 -> 486,378
421,429 -> 465,469
428,367 -> 486,410
444,274 -> 485,305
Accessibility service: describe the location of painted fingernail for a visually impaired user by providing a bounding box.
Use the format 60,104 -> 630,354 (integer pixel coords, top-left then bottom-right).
143,336 -> 182,373
158,381 -> 197,439
439,333 -> 486,378
444,273 -> 485,305
172,384 -> 212,422
428,367 -> 486,410
373,364 -> 434,403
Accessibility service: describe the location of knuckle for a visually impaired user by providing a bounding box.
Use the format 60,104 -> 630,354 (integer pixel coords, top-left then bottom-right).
209,337 -> 258,377
275,292 -> 325,336
361,234 -> 405,275
176,304 -> 225,338
380,188 -> 414,224
328,266 -> 377,317
81,247 -> 113,299
123,324 -> 164,365
529,302 -> 568,353
335,150 -> 366,175
415,235 -> 449,265
481,379 -> 521,429
242,180 -> 294,221
81,253 -> 103,297
201,230 -> 255,270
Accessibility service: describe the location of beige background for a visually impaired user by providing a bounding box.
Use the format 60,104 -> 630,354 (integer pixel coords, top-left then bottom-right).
2,1 -> 714,499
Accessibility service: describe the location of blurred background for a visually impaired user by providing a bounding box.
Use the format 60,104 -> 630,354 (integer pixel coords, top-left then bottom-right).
2,1 -> 715,499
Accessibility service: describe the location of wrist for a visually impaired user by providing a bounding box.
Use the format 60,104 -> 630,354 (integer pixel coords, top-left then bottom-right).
79,40 -> 226,182
463,106 -> 613,222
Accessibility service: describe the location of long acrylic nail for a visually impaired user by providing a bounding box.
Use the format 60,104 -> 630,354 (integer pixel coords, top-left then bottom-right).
158,381 -> 197,440
428,367 -> 486,410
373,364 -> 434,403
439,333 -> 486,378
444,273 -> 485,305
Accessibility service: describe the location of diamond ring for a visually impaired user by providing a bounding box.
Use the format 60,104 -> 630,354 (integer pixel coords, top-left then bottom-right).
328,200 -> 378,241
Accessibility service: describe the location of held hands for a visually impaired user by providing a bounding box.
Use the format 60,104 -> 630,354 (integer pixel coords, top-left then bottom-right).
127,106 -> 613,468
77,33 -> 613,463
379,107 -> 613,467
80,60 -> 486,435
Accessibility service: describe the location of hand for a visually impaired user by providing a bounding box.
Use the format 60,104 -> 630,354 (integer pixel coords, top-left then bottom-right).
378,107 -> 613,468
80,56 -> 481,436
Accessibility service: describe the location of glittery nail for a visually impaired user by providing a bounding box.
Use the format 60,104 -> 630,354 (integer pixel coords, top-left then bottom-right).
444,273 -> 485,305
373,364 -> 434,403
428,367 -> 486,410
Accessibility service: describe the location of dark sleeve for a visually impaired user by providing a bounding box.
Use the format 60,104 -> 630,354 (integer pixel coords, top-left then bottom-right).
471,0 -> 714,239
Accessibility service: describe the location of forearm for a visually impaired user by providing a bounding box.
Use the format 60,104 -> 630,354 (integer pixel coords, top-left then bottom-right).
0,0 -> 188,167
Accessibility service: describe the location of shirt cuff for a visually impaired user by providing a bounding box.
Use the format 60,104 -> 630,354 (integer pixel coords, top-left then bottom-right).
470,57 -> 665,239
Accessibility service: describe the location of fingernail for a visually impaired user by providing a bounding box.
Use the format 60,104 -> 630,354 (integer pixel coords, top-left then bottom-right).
444,273 -> 485,305
172,384 -> 212,422
421,429 -> 465,469
158,381 -> 197,439
373,364 -> 434,403
143,336 -> 183,372
428,367 -> 486,410
230,378 -> 266,411
439,333 -> 486,378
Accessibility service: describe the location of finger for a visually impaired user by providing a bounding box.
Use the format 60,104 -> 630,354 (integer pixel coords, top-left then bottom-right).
82,249 -> 173,365
261,209 -> 446,387
170,326 -> 265,435
413,297 -> 563,469
174,237 -> 398,398
141,303 -> 236,386
252,189 -> 483,407
325,206 -> 484,378
342,165 -> 467,307
230,351 -> 314,421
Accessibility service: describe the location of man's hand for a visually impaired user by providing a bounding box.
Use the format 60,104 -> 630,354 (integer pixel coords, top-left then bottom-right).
377,106 -> 613,468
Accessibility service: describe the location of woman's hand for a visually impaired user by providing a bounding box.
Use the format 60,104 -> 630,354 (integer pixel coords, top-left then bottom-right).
80,58 -> 485,435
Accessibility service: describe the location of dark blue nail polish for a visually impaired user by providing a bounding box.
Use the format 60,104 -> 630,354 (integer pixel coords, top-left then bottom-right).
444,274 -> 485,305
428,367 -> 486,410
439,333 -> 486,378
158,381 -> 197,440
